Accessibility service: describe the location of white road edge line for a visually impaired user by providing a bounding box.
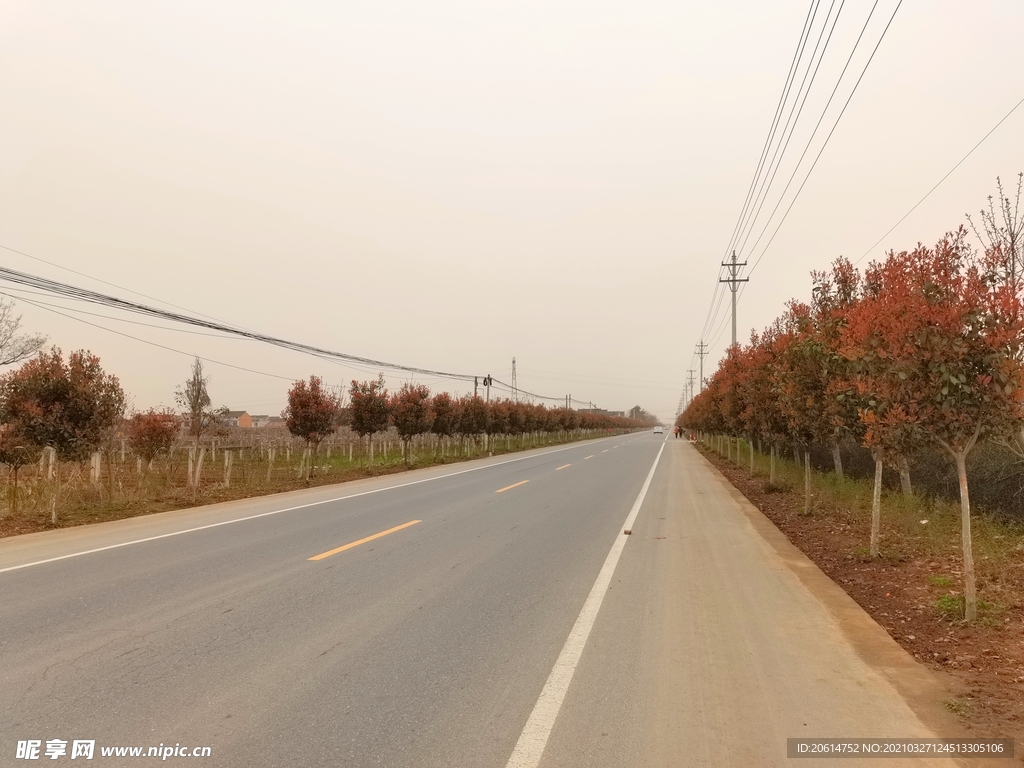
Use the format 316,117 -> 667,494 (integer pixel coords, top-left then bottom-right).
504,441 -> 666,768
0,437 -> 629,575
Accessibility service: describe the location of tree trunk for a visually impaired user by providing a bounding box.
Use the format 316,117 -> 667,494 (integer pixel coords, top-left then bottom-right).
793,444 -> 800,464
307,443 -> 315,481
803,450 -> 810,515
897,455 -> 912,496
267,448 -> 275,482
956,451 -> 978,621
51,463 -> 60,525
404,438 -> 411,467
769,445 -> 776,485
224,450 -> 233,487
106,448 -> 115,504
870,454 -> 882,558
192,447 -> 206,498
10,465 -> 19,516
831,444 -> 844,480
749,437 -> 754,474
369,436 -> 374,466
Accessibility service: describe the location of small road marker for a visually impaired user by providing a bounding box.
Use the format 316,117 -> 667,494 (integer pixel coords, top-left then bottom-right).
308,520 -> 421,561
555,464 -> 571,471
496,480 -> 529,493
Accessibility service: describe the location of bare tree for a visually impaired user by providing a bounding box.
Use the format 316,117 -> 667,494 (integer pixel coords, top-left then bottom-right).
0,298 -> 46,366
174,358 -> 225,494
968,173 -> 1024,290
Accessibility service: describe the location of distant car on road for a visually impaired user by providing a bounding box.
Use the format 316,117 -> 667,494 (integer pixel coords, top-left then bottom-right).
653,426 -> 664,434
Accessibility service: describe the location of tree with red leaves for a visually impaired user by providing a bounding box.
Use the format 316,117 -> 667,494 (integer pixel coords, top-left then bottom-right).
0,348 -> 126,462
126,409 -> 179,468
0,423 -> 36,515
285,376 -> 342,479
842,230 -> 1024,619
349,374 -> 390,465
0,348 -> 125,523
390,383 -> 433,466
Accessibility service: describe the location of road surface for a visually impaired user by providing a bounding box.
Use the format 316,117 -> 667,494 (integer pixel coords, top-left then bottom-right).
1,434 -> 967,766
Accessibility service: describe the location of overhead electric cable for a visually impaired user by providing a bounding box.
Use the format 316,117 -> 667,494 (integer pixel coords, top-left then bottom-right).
722,0 -> 822,261
0,264 -> 478,382
854,93 -> 1024,265
733,0 -> 846,257
2,292 -> 296,382
734,0 -> 849,256
0,243 -> 239,327
746,0 -> 904,277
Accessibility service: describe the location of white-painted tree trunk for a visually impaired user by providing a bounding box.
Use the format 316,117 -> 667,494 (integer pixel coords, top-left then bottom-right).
870,454 -> 883,558
831,444 -> 844,479
193,447 -> 206,491
897,455 -> 912,496
803,450 -> 810,515
956,451 -> 977,621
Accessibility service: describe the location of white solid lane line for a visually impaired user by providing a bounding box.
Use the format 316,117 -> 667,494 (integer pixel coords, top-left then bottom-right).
0,438 -> 623,575
504,442 -> 666,768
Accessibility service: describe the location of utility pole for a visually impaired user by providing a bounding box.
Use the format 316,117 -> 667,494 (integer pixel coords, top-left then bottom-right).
474,376 -> 479,398
719,250 -> 749,347
511,357 -> 518,403
687,369 -> 696,404
483,375 -> 493,403
695,340 -> 709,393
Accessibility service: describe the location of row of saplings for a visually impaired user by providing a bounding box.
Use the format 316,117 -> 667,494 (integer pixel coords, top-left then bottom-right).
286,374 -> 650,475
0,352 -> 651,519
679,223 -> 1024,621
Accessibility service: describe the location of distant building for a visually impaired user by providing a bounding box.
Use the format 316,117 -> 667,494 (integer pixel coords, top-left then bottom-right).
265,416 -> 288,429
250,414 -> 271,428
223,410 -> 253,428
580,408 -> 625,418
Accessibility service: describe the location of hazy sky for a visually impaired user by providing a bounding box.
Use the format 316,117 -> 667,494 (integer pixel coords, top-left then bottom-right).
1,1 -> 1022,421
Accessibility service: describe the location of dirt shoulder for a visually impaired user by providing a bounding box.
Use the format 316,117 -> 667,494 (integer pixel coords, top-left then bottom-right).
696,444 -> 1024,759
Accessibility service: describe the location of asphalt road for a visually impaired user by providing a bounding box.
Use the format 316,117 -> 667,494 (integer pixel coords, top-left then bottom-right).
1,434 -> 966,767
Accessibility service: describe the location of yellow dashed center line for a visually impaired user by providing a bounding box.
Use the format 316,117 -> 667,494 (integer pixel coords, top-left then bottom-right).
496,480 -> 529,493
308,520 -> 421,561
556,464 -> 571,471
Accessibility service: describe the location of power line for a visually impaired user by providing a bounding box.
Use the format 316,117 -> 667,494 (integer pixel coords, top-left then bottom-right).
0,264 -> 479,382
733,0 -> 850,258
747,0 -> 904,278
733,0 -> 847,259
723,0 -> 823,262
0,243 -> 241,328
2,262 -> 627,408
692,0 -> 822,365
854,92 -> 1024,265
2,291 -> 296,382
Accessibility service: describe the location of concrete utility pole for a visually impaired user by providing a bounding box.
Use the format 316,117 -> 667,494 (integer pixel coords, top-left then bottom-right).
511,357 -> 517,403
474,376 -> 479,398
719,250 -> 749,347
483,375 -> 493,402
695,340 -> 709,393
687,369 -> 696,405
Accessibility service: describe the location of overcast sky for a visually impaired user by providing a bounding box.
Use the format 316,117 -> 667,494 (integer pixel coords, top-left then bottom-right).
1,1 -> 1022,422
